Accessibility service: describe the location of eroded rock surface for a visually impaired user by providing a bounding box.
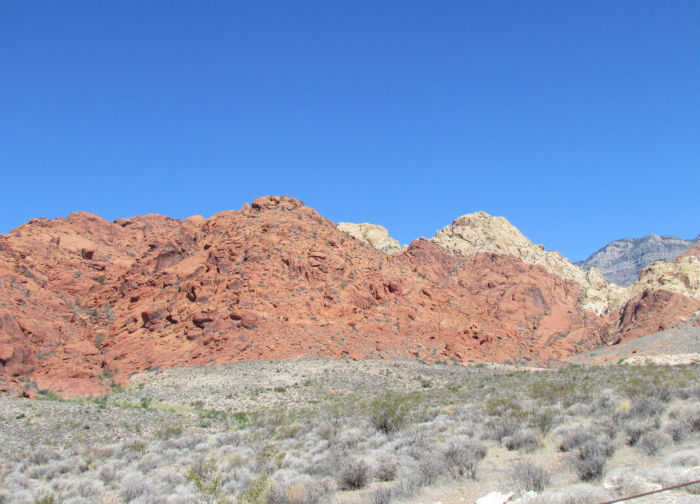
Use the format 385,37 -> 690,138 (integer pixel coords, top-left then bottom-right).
0,197 -> 697,396
337,222 -> 403,254
431,211 -> 588,284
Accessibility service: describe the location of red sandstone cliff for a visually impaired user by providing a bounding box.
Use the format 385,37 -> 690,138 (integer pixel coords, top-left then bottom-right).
1,196 -> 697,396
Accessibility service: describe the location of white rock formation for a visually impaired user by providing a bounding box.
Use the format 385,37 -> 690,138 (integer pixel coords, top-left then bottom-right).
430,212 -> 699,315
626,254 -> 700,300
340,212 -> 699,315
337,222 -> 403,255
431,212 -> 588,284
474,491 -> 514,504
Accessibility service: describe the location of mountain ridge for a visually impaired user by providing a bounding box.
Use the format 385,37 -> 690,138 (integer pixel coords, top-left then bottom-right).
576,234 -> 700,286
0,196 -> 697,396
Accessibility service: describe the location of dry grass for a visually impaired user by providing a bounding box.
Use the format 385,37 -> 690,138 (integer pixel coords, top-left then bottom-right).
0,359 -> 698,504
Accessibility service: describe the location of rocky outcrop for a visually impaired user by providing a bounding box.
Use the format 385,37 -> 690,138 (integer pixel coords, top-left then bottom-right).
431,212 -> 589,284
429,212 -> 700,316
0,197 -> 696,396
625,251 -> 700,301
576,234 -> 700,286
579,268 -> 627,315
429,211 -> 623,314
337,222 -> 403,254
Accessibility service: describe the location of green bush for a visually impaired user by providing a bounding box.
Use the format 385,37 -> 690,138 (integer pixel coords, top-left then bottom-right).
153,423 -> 183,439
368,391 -> 416,434
241,472 -> 270,504
187,458 -> 227,504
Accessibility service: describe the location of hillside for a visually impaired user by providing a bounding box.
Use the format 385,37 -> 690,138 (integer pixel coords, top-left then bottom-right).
576,234 -> 700,286
0,196 -> 698,396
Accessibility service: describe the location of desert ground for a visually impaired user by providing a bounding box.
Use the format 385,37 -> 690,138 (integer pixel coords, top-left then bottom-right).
1,350 -> 699,504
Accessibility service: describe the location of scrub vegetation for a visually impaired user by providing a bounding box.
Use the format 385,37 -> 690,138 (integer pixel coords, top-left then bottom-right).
1,360 -> 699,503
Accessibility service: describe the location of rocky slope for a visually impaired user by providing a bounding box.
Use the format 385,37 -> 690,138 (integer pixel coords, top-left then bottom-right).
429,212 -> 625,315
1,196 -> 698,396
576,234 -> 700,286
336,222 -> 403,254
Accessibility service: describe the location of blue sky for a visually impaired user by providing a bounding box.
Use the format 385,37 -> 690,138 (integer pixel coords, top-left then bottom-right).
1,1 -> 698,261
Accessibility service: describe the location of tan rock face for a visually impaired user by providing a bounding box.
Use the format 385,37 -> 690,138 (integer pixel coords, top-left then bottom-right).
633,253 -> 699,298
430,211 -> 700,316
337,222 -> 403,255
0,197 -> 696,396
430,211 -> 626,314
597,248 -> 700,314
431,211 -> 589,283
580,268 -> 627,315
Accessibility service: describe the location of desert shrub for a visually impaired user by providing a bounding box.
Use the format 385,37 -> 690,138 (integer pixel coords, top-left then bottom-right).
623,420 -> 651,446
119,472 -> 149,502
338,458 -> 372,490
618,368 -> 673,402
592,415 -> 621,441
637,431 -> 671,456
25,462 -> 61,481
647,466 -> 700,495
504,428 -> 540,452
268,471 -> 330,500
374,456 -> 398,482
368,487 -> 393,504
153,423 -> 183,440
334,427 -> 365,449
126,441 -> 147,455
668,448 -> 700,467
528,377 -> 573,403
99,463 -> 117,484
483,396 -> 526,418
414,454 -> 444,485
672,403 -> 700,432
282,483 -> 307,504
241,473 -> 270,504
605,468 -> 656,498
26,450 -> 50,466
683,384 -> 700,400
74,479 -> 104,499
588,393 -> 616,416
254,443 -> 287,474
230,411 -> 250,429
506,461 -> 550,493
442,439 -> 486,479
389,477 -> 421,499
568,439 -> 609,481
267,478 -> 328,504
137,454 -> 161,474
368,391 -> 416,434
186,457 -> 225,504
528,406 -> 561,435
486,416 -> 522,443
315,422 -> 335,441
627,397 -> 664,418
663,420 -> 689,442
557,427 -> 597,452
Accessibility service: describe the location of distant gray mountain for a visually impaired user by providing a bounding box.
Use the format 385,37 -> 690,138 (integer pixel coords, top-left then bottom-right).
576,234 -> 700,286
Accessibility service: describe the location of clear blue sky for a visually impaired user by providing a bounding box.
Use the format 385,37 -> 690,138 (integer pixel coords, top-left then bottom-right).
1,1 -> 698,261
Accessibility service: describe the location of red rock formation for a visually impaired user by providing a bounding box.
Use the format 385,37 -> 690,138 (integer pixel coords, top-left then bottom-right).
678,244 -> 700,259
0,196 -> 697,396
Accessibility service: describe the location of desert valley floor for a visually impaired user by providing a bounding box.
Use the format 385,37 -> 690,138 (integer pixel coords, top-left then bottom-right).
1,327 -> 699,503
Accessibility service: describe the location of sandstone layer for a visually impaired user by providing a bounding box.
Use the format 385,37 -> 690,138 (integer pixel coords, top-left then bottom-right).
337,222 -> 403,255
429,212 -> 699,316
430,212 -> 628,314
0,196 -> 697,396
